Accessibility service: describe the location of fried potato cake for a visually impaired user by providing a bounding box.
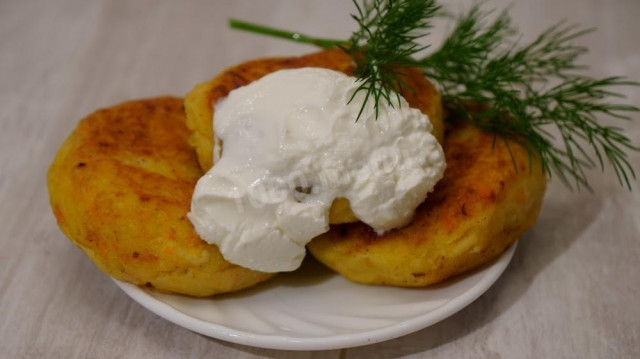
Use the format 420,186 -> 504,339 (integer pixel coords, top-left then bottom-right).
308,119 -> 547,287
47,97 -> 274,297
184,48 -> 444,224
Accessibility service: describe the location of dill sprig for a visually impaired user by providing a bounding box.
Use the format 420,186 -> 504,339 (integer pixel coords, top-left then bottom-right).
345,0 -> 440,120
228,1 -> 639,190
421,6 -> 639,190
229,19 -> 344,49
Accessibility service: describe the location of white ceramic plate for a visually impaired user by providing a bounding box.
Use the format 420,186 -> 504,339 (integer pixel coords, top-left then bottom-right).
114,242 -> 516,351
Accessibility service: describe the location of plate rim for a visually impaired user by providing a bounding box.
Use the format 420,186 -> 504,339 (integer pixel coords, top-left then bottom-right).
114,242 -> 517,351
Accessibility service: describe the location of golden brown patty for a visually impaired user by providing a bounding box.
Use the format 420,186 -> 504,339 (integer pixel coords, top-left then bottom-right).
308,120 -> 547,287
47,97 -> 274,297
184,48 -> 444,224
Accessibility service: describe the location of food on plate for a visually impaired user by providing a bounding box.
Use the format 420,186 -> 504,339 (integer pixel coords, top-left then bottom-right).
184,48 -> 445,226
47,97 -> 274,297
188,67 -> 446,272
47,0 -> 638,297
308,119 -> 546,286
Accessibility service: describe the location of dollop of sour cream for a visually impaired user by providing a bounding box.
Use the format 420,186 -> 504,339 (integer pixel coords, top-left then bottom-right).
188,68 -> 445,272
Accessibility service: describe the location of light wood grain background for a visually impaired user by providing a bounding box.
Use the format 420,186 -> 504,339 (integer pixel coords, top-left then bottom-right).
1,0 -> 639,358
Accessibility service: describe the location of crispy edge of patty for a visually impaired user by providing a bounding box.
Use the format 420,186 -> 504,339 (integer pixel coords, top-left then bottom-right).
184,48 -> 444,224
307,119 -> 547,287
47,97 -> 274,297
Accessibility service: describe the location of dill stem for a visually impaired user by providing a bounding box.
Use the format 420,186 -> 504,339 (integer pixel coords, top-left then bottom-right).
229,19 -> 345,49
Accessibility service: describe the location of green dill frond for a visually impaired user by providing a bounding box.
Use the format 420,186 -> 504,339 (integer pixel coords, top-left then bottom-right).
422,5 -> 639,190
346,0 -> 441,120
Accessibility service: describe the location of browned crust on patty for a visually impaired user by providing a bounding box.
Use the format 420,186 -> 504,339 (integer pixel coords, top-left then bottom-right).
47,97 -> 274,297
307,119 -> 547,287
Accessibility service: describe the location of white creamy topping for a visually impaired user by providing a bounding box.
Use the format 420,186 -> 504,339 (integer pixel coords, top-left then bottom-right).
188,68 -> 446,272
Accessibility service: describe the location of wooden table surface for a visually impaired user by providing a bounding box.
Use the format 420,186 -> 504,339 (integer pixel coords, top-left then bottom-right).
2,0 -> 639,358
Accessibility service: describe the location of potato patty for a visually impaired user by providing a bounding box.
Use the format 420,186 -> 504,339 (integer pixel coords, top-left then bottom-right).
307,119 -> 547,287
47,97 -> 274,297
184,48 -> 444,224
